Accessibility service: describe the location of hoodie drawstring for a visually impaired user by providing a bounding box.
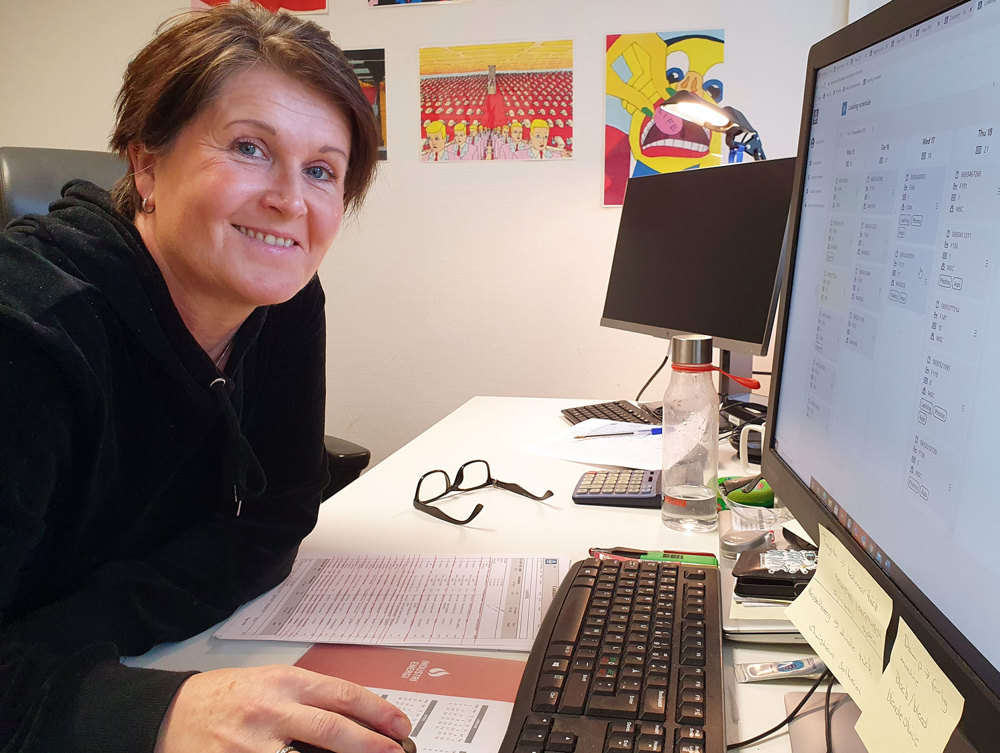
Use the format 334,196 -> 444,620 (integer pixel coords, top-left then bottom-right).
209,377 -> 266,515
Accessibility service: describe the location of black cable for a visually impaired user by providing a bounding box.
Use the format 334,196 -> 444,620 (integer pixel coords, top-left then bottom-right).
824,673 -> 836,753
752,370 -> 772,376
726,670 -> 832,750
719,399 -> 767,443
634,343 -> 671,402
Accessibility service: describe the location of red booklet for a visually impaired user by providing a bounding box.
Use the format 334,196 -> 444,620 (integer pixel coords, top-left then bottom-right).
295,644 -> 526,703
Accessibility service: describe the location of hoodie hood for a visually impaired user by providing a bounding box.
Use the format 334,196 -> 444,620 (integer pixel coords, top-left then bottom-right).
3,179 -> 266,505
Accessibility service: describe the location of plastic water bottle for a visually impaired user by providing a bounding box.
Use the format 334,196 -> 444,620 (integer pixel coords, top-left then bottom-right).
660,334 -> 719,532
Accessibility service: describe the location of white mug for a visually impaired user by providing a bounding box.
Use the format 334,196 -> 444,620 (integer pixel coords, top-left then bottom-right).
738,423 -> 765,473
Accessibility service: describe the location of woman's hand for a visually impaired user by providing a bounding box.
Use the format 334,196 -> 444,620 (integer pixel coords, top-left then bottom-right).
154,665 -> 413,753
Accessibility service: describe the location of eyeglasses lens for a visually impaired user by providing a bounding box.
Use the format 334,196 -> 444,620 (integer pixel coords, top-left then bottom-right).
417,470 -> 450,503
455,460 -> 489,490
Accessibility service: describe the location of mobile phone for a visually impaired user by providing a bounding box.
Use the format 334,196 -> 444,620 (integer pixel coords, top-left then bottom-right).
572,469 -> 660,509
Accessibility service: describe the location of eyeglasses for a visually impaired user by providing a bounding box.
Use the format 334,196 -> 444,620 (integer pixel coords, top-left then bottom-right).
413,459 -> 554,525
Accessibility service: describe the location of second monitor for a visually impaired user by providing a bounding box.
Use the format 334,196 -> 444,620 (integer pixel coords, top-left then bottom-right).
602,157 -> 797,395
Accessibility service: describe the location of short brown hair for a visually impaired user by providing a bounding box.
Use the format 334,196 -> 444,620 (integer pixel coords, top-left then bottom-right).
110,2 -> 378,217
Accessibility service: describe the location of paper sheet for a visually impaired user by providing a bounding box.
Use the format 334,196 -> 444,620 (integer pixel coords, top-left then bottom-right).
296,644 -> 525,701
296,645 -> 525,753
785,526 -> 893,711
855,619 -> 965,753
520,418 -> 663,470
375,687 -> 514,753
781,519 -> 817,548
214,553 -> 566,650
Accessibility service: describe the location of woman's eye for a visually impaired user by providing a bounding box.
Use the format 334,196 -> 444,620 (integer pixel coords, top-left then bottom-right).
235,141 -> 263,158
305,165 -> 334,182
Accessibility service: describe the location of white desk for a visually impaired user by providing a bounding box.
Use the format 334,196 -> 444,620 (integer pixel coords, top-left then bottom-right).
130,396 -> 815,752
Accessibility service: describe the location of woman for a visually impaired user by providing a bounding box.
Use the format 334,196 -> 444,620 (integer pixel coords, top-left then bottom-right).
0,5 -> 410,753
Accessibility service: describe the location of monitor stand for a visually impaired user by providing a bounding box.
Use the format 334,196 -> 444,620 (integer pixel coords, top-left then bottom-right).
719,349 -> 755,403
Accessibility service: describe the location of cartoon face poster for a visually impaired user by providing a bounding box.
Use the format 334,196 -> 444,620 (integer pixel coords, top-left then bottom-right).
418,40 -> 574,162
192,0 -> 328,12
345,48 -> 388,161
604,31 -> 725,206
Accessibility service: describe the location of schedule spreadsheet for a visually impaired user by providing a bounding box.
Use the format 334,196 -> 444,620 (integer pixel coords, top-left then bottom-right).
773,0 -> 1000,673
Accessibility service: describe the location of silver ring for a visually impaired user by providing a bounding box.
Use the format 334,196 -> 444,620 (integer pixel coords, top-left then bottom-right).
275,746 -> 298,753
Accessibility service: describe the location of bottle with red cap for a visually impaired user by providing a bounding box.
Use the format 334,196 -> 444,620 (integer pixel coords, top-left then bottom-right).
660,334 -> 720,532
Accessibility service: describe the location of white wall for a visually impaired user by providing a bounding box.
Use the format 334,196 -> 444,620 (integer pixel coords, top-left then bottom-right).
0,0 -> 848,467
848,0 -> 892,23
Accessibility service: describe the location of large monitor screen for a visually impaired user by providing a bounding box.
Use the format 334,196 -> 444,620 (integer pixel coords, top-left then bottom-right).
766,0 -> 1000,745
602,158 -> 795,355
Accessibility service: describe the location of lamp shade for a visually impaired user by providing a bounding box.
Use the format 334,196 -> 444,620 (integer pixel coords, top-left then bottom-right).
660,92 -> 767,161
659,91 -> 733,130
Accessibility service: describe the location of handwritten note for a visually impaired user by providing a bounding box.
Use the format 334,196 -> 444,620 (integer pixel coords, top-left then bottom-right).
855,619 -> 964,753
785,525 -> 893,711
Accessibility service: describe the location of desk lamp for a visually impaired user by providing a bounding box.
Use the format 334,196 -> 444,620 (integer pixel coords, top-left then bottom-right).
660,90 -> 766,162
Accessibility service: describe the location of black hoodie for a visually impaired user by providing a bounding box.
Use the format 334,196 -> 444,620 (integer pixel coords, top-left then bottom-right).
0,181 -> 328,752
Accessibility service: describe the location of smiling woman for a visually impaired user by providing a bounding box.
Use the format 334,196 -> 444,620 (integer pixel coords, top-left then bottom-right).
130,67 -> 354,362
110,4 -> 377,366
0,5 -> 411,753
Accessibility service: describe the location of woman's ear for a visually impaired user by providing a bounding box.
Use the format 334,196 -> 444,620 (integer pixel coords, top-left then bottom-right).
129,143 -> 157,201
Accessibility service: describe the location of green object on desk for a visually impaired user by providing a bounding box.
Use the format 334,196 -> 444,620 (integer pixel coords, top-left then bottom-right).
719,475 -> 775,507
642,550 -> 719,566
591,547 -> 719,567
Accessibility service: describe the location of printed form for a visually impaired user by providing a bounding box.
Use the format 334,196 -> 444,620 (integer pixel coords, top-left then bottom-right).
214,553 -> 566,651
296,644 -> 527,753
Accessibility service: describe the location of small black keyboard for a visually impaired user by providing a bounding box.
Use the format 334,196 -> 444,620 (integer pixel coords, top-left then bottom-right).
499,558 -> 725,753
561,401 -> 661,426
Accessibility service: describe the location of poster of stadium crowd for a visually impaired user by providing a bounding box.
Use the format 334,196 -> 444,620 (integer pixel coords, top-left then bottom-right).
418,40 -> 574,162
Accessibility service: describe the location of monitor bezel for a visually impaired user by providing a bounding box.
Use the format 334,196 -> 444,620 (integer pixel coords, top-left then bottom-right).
598,316 -> 774,357
761,0 -> 1000,747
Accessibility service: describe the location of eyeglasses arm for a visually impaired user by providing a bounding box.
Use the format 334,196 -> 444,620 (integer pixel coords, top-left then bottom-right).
493,480 -> 554,501
413,498 -> 484,525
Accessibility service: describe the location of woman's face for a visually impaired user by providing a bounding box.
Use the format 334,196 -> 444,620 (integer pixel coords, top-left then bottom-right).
133,66 -> 351,321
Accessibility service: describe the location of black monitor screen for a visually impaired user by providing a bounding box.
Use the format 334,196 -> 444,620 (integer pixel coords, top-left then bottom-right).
764,0 -> 1000,746
602,158 -> 796,355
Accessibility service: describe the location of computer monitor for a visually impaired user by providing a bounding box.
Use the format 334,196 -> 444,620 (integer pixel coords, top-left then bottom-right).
602,158 -> 796,398
763,0 -> 1000,748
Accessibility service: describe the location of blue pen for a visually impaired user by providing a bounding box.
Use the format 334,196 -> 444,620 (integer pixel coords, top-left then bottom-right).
574,427 -> 663,439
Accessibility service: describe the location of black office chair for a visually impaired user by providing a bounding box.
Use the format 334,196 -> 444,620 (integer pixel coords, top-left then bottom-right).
0,146 -> 369,499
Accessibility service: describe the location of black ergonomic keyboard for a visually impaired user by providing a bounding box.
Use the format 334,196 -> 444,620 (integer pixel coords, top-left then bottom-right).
561,401 -> 662,426
499,558 -> 725,753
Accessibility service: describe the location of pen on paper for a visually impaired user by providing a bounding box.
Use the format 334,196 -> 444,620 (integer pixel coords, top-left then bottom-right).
574,427 -> 663,439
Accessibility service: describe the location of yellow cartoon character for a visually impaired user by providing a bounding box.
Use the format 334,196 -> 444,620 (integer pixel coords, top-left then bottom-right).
422,120 -> 450,162
604,32 -> 725,204
509,120 -> 529,155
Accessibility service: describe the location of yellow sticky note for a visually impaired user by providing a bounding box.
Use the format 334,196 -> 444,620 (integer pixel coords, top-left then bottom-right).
785,525 -> 893,710
855,618 -> 965,753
